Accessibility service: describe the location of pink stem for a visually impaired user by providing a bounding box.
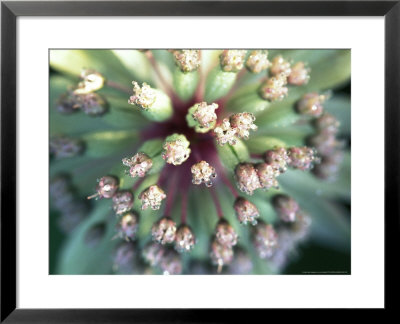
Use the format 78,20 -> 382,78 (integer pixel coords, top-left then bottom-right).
106,80 -> 132,95
181,189 -> 188,224
132,176 -> 146,192
164,168 -> 178,216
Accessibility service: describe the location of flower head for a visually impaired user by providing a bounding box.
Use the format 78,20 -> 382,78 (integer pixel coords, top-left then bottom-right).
50,136 -> 84,159
234,197 -> 260,225
270,55 -> 291,77
93,176 -> 119,199
235,163 -> 261,195
314,113 -> 340,134
191,160 -> 217,187
115,211 -> 139,241
189,102 -> 219,132
128,81 -> 156,109
213,118 -> 238,146
175,224 -> 196,253
162,134 -> 191,165
264,147 -> 290,173
296,92 -> 329,117
246,50 -> 270,73
152,216 -> 177,244
139,185 -> 166,210
229,112 -> 258,140
288,146 -> 318,171
112,190 -> 134,214
259,74 -> 288,101
122,152 -> 153,178
220,50 -> 247,72
252,221 -> 278,259
210,240 -> 234,271
288,62 -> 310,85
215,219 -> 238,248
173,50 -> 201,72
256,163 -> 279,190
273,194 -> 300,222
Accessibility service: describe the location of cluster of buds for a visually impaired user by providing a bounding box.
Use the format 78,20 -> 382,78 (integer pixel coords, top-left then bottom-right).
270,55 -> 292,77
50,174 -> 89,233
174,224 -> 196,253
214,112 -> 257,145
210,219 -> 238,272
188,102 -> 219,133
122,152 -> 153,178
287,146 -> 319,171
115,211 -> 139,241
246,50 -> 270,73
310,112 -> 344,180
252,221 -> 279,259
264,147 -> 291,173
50,135 -> 84,159
162,134 -> 191,166
259,73 -> 289,102
151,216 -> 177,244
296,92 -> 330,117
139,185 -> 167,210
87,176 -> 119,200
173,49 -> 201,73
191,160 -> 217,187
272,194 -> 301,222
112,241 -> 140,274
112,190 -> 134,215
142,242 -> 182,275
128,81 -> 156,109
234,197 -> 260,225
220,50 -> 247,72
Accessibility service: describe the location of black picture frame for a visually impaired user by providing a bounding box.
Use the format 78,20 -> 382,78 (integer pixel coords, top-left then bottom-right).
1,0 -> 398,321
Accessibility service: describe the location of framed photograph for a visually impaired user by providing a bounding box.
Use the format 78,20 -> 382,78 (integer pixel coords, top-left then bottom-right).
1,0 -> 398,321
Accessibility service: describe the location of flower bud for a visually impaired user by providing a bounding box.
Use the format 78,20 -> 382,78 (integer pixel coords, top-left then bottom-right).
112,190 -> 134,215
264,147 -> 290,173
122,152 -> 153,178
73,69 -> 105,95
56,92 -> 81,114
235,163 -> 261,195
229,112 -> 258,140
162,134 -> 191,165
288,62 -> 310,86
92,176 -> 119,199
187,102 -> 218,133
139,185 -> 167,210
312,150 -> 344,181
296,92 -> 329,117
246,50 -> 270,73
116,211 -> 139,241
173,50 -> 201,72
256,163 -> 279,190
314,113 -> 340,134
252,221 -> 278,259
220,50 -> 247,72
191,160 -> 217,187
78,92 -> 108,116
213,118 -> 238,146
175,224 -> 196,253
259,74 -> 288,102
159,248 -> 182,275
273,194 -> 299,222
50,136 -> 84,159
215,219 -> 238,248
152,216 -> 177,244
234,197 -> 260,225
270,55 -> 291,77
129,82 -> 172,122
307,133 -> 343,156
287,146 -> 318,171
210,240 -> 234,270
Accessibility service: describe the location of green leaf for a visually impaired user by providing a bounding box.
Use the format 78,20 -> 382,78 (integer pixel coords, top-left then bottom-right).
50,50 -> 137,86
173,67 -> 199,101
204,66 -> 237,102
82,130 -> 138,158
226,84 -> 270,114
112,50 -> 154,85
246,136 -> 287,154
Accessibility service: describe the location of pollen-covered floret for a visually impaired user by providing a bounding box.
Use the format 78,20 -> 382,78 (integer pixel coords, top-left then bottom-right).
139,185 -> 167,210
93,176 -> 119,199
288,62 -> 310,86
213,119 -> 237,146
128,81 -> 156,109
175,225 -> 196,253
115,211 -> 139,241
273,194 -> 300,222
151,216 -> 177,244
246,50 -> 270,73
210,240 -> 234,271
270,55 -> 292,77
191,102 -> 219,130
314,113 -> 340,134
173,50 -> 201,72
215,219 -> 238,248
229,112 -> 258,140
74,69 -> 105,95
220,50 -> 247,72
235,163 -> 261,195
288,146 -> 318,171
162,134 -> 191,166
191,160 -> 217,187
122,152 -> 153,178
296,92 -> 329,117
264,147 -> 291,173
259,73 -> 288,101
252,221 -> 279,259
234,197 -> 260,225
112,190 -> 134,215
256,163 -> 279,190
